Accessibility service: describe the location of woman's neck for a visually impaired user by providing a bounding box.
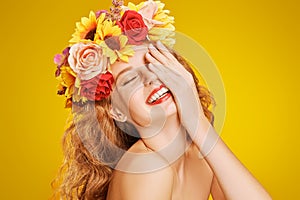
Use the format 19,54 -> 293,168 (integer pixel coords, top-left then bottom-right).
138,114 -> 191,164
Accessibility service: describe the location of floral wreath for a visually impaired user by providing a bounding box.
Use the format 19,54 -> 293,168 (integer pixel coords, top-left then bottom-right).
54,0 -> 175,108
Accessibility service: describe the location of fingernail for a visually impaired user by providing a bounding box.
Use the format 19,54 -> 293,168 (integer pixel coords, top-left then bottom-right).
149,43 -> 155,49
157,40 -> 163,46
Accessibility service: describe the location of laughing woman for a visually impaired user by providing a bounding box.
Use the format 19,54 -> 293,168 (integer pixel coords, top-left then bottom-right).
52,0 -> 272,199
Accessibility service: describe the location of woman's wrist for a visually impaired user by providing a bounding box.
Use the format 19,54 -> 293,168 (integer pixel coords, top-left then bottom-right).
191,117 -> 220,158
198,124 -> 220,158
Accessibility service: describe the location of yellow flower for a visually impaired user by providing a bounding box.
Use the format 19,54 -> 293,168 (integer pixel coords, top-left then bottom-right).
94,15 -> 134,64
56,66 -> 88,105
152,1 -> 175,28
94,13 -> 122,42
123,2 -> 144,12
99,35 -> 134,64
56,66 -> 76,99
69,11 -> 98,44
147,1 -> 175,47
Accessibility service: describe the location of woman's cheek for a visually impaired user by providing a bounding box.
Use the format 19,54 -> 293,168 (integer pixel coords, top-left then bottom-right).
128,89 -> 152,127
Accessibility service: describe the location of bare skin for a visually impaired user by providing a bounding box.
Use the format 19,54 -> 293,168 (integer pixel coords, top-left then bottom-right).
106,42 -> 271,200
107,140 -> 224,200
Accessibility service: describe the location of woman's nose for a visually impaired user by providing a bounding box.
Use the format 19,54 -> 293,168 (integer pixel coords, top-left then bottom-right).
142,67 -> 158,86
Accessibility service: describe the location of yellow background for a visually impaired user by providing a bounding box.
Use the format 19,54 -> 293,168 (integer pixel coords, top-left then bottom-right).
0,0 -> 299,199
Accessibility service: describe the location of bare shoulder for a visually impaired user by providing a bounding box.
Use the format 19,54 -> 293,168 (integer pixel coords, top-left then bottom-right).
109,140 -> 174,200
114,139 -> 172,173
113,166 -> 174,199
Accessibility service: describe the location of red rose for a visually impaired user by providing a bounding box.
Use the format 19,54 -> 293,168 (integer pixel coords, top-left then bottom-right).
80,72 -> 114,101
117,10 -> 148,45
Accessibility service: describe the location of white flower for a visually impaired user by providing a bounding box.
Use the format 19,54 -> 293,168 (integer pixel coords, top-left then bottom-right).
68,43 -> 108,80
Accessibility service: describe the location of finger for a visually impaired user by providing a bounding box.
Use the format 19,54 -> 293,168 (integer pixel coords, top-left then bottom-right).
148,44 -> 171,66
155,42 -> 192,80
148,43 -> 189,77
145,51 -> 161,66
147,62 -> 168,79
147,51 -> 191,89
146,48 -> 179,75
147,55 -> 181,78
145,51 -> 174,76
147,63 -> 174,86
156,41 -> 178,63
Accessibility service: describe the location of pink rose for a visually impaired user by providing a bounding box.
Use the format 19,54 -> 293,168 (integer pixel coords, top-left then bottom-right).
138,0 -> 163,29
54,47 -> 70,77
139,0 -> 158,19
68,43 -> 108,80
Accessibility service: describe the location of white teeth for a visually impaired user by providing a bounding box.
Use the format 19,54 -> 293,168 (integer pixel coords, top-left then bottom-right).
157,90 -> 164,96
161,87 -> 168,93
148,87 -> 169,104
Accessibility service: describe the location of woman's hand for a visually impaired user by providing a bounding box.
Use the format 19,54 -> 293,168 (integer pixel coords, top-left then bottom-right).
145,42 -> 273,200
145,41 -> 209,144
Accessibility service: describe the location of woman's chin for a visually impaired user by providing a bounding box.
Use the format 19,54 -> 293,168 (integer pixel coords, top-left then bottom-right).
158,95 -> 177,117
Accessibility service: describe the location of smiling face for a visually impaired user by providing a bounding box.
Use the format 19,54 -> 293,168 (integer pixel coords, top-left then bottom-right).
110,45 -> 177,129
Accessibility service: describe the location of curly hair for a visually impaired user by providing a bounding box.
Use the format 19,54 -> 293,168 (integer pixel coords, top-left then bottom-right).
51,51 -> 215,200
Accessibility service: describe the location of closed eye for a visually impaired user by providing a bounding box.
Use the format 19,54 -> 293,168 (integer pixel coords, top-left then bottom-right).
122,75 -> 138,86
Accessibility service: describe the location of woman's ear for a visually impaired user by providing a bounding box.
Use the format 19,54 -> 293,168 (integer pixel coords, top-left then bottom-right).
110,107 -> 127,122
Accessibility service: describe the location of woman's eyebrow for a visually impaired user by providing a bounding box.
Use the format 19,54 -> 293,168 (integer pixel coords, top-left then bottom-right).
115,66 -> 133,81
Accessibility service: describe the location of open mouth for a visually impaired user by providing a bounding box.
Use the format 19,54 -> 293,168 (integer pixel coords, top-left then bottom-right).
146,85 -> 171,105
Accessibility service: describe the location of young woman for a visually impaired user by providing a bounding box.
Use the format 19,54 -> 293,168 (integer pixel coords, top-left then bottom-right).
52,1 -> 272,199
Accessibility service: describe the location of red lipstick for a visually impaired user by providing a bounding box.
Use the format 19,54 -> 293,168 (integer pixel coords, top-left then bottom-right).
146,85 -> 171,105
